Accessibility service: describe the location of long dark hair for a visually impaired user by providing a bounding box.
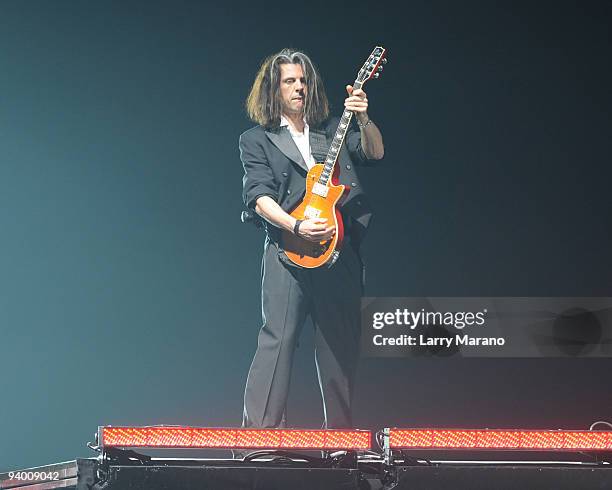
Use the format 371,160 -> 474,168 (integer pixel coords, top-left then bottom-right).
246,49 -> 329,128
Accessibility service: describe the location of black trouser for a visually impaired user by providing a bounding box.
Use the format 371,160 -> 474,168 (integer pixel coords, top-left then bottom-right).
242,238 -> 363,429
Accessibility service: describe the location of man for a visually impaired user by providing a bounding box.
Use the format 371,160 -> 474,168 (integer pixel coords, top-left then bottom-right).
239,48 -> 384,433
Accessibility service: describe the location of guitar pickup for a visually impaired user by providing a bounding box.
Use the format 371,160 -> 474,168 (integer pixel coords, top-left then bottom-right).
312,182 -> 329,197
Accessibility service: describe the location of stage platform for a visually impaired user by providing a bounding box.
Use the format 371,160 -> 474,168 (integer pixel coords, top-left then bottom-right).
2,456 -> 611,490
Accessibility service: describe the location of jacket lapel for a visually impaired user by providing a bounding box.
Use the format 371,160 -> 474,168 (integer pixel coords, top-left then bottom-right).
265,126 -> 308,172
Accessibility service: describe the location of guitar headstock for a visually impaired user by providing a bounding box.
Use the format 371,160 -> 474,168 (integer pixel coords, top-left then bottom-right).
356,46 -> 388,85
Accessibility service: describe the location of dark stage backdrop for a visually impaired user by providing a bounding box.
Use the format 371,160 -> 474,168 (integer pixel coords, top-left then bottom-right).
1,0 -> 610,470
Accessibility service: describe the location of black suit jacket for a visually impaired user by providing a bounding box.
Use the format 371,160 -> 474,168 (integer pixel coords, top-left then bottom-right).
240,117 -> 380,247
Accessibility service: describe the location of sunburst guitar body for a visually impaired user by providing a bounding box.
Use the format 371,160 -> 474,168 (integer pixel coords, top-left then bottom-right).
281,163 -> 348,268
280,45 -> 387,269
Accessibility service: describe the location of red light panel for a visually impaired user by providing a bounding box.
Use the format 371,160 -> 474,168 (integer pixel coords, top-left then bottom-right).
101,427 -> 370,450
388,428 -> 612,451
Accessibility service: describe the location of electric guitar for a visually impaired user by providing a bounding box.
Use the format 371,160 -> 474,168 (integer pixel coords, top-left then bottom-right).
281,46 -> 387,268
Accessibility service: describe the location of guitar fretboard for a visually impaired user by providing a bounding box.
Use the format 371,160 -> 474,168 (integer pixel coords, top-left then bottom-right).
317,80 -> 364,186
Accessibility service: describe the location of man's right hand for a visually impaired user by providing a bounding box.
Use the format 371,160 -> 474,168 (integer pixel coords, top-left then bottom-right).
297,218 -> 336,242
253,197 -> 336,242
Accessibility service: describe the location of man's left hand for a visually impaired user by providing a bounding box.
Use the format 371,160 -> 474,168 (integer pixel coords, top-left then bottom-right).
345,85 -> 369,123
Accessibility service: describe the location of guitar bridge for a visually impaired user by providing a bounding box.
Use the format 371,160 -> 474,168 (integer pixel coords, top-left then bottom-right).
304,206 -> 321,219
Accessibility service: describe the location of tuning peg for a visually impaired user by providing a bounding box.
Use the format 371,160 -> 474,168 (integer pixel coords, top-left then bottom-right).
377,65 -> 384,72
382,58 -> 388,64
373,72 -> 380,79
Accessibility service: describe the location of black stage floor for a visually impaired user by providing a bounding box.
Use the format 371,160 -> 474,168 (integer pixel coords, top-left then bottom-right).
2,457 -> 612,490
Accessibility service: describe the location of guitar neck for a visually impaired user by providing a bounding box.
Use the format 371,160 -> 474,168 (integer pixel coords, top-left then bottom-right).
317,80 -> 364,186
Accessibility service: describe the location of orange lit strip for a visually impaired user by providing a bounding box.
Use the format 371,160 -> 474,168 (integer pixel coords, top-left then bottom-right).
101,427 -> 371,450
388,429 -> 612,451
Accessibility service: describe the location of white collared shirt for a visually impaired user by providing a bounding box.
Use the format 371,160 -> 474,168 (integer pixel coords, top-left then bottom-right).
280,115 -> 317,169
